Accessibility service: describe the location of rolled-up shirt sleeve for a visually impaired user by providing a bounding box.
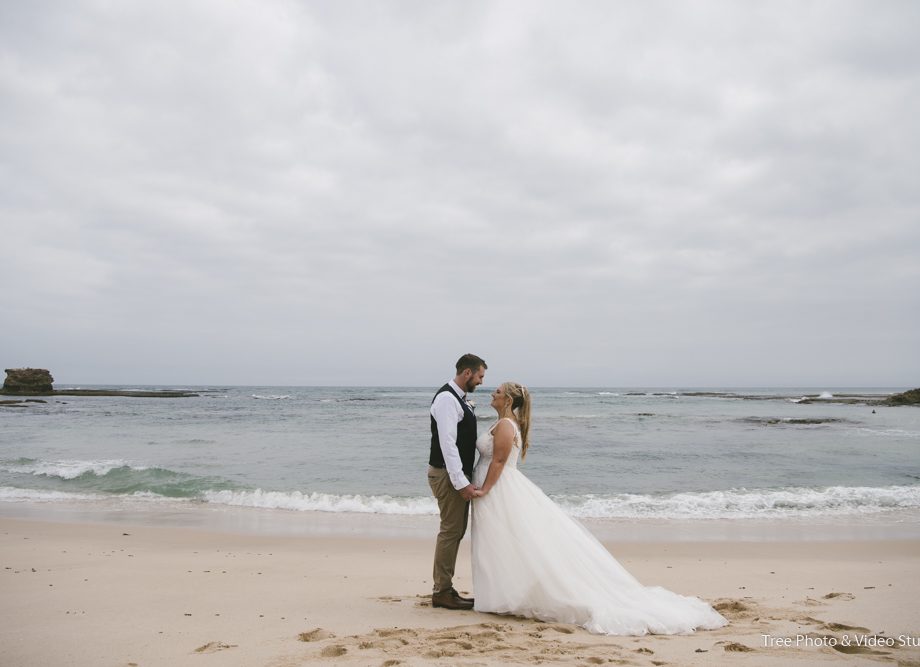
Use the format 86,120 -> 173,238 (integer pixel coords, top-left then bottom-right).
430,392 -> 470,490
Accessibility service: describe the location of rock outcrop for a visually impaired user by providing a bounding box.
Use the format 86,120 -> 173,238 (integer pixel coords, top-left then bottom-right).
884,388 -> 920,406
2,368 -> 54,395
1,368 -> 197,398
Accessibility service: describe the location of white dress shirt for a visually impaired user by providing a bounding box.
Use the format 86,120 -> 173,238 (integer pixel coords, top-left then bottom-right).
430,380 -> 473,490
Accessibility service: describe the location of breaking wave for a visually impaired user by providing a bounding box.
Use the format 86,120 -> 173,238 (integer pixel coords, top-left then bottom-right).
554,485 -> 920,519
2,459 -> 917,520
0,458 -> 148,479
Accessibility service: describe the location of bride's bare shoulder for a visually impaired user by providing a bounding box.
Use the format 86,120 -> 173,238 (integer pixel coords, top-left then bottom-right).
492,418 -> 517,438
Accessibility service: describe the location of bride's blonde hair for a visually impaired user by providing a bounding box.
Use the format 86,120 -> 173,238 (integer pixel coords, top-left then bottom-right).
501,382 -> 531,459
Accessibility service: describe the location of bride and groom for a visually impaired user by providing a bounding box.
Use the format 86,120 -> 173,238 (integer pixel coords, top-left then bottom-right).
427,353 -> 728,635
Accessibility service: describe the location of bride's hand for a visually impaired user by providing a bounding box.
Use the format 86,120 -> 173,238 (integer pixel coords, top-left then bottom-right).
472,488 -> 486,498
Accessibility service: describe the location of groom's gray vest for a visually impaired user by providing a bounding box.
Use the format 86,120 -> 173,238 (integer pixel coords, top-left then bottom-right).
429,383 -> 477,483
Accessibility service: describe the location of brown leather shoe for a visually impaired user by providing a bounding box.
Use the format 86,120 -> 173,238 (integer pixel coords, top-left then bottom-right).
431,589 -> 474,610
450,588 -> 474,604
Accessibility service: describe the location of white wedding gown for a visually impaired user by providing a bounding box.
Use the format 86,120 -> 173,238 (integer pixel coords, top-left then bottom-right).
471,419 -> 728,635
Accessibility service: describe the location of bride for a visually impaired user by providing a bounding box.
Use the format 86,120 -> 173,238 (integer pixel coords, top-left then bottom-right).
471,382 -> 728,635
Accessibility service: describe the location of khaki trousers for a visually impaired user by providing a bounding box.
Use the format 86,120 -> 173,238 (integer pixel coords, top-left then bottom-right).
427,466 -> 470,595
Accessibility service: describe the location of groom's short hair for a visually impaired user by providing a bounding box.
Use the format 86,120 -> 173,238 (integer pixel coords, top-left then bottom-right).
456,353 -> 487,374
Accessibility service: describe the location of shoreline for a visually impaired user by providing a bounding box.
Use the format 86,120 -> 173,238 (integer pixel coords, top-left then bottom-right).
1,497 -> 919,542
1,515 -> 918,666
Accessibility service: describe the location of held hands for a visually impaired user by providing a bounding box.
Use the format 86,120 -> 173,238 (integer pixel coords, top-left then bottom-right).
460,484 -> 483,501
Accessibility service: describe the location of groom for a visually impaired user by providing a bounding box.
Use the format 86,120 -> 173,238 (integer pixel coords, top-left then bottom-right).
427,353 -> 487,610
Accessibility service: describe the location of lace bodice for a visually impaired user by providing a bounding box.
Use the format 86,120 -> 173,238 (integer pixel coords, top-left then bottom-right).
473,419 -> 521,485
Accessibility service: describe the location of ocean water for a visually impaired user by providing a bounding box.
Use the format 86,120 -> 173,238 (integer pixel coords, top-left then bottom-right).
1,386 -> 919,528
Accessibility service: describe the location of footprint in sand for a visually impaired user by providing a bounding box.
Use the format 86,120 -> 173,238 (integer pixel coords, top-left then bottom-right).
719,641 -> 754,652
832,642 -> 891,657
384,630 -> 418,648
712,599 -> 754,620
375,628 -> 418,639
533,623 -> 575,634
298,628 -> 336,642
193,641 -> 237,653
319,644 -> 347,657
822,592 -> 855,601
822,621 -> 871,633
794,615 -> 834,631
478,623 -> 513,632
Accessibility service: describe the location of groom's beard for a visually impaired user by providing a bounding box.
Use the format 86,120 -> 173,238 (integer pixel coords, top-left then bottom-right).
462,378 -> 478,393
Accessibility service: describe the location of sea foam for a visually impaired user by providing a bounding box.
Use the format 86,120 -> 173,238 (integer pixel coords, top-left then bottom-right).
202,489 -> 438,514
196,485 -> 920,519
555,485 -> 920,519
0,487 -> 105,502
1,483 -> 918,520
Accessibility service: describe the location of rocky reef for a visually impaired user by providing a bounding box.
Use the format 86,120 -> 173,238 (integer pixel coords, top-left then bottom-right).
2,368 -> 54,395
1,368 -> 198,398
53,389 -> 198,397
0,398 -> 48,407
883,388 -> 920,406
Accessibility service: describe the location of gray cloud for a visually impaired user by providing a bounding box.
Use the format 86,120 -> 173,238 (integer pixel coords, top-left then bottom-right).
1,0 -> 918,386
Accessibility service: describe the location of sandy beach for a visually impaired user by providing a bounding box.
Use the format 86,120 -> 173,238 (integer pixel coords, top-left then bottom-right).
2,515 -> 918,667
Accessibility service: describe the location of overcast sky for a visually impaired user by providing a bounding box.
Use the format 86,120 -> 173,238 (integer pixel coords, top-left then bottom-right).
1,1 -> 918,387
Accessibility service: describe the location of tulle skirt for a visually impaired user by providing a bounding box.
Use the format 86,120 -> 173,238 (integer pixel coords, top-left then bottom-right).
471,466 -> 728,635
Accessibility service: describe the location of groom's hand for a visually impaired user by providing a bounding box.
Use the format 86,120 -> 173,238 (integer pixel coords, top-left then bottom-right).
459,484 -> 478,501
